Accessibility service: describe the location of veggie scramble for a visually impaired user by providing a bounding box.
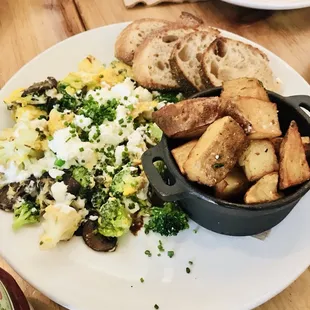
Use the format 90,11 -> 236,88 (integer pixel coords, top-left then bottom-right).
0,55 -> 189,252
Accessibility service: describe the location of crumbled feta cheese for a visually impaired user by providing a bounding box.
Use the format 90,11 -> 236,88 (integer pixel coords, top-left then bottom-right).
115,145 -> 125,166
72,197 -> 86,209
215,155 -> 220,160
49,168 -> 65,179
25,180 -> 37,195
89,215 -> 98,221
51,182 -> 75,205
156,101 -> 166,110
74,115 -> 92,130
127,129 -> 147,158
48,127 -> 97,168
46,88 -> 63,100
133,87 -> 153,102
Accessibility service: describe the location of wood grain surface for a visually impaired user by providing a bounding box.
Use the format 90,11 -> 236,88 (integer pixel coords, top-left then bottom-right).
0,0 -> 310,309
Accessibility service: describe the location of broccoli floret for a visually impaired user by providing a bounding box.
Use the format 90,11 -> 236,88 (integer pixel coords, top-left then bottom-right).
72,166 -> 95,189
91,185 -> 109,209
79,96 -> 119,125
144,202 -> 189,236
154,92 -> 184,103
12,200 -> 40,230
110,167 -> 144,197
147,123 -> 162,144
97,197 -> 132,237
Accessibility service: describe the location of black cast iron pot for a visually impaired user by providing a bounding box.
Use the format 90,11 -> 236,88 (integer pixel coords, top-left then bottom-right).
142,88 -> 310,236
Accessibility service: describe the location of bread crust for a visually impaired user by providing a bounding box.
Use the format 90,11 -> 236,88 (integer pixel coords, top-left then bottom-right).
200,37 -> 275,90
115,18 -> 171,66
170,30 -> 219,94
132,25 -> 196,90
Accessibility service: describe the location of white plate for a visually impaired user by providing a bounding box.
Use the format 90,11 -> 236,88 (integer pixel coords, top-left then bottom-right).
0,22 -> 310,310
221,0 -> 310,10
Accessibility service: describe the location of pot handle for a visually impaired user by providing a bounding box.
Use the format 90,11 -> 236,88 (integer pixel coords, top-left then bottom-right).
287,95 -> 310,118
142,141 -> 188,202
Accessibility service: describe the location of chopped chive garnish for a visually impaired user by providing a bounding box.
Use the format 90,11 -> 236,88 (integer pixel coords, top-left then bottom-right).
158,240 -> 165,252
54,159 -> 65,167
213,163 -> 224,169
140,278 -> 144,283
186,267 -> 191,274
145,250 -> 152,257
167,251 -> 174,258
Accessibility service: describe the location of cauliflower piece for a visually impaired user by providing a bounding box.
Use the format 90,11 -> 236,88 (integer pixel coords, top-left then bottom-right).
48,109 -> 74,135
14,106 -> 47,122
39,181 -> 83,249
39,204 -> 82,249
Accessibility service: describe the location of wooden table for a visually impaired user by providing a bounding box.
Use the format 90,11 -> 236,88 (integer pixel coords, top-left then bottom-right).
0,0 -> 310,309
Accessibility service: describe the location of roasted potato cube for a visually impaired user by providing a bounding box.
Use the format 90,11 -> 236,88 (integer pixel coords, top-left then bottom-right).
239,140 -> 279,182
171,140 -> 198,174
184,116 -> 248,186
221,78 -> 269,101
232,97 -> 281,139
244,172 -> 283,204
48,109 -> 74,135
223,99 -> 253,134
153,97 -> 224,139
215,167 -> 249,200
279,121 -> 310,189
271,136 -> 310,155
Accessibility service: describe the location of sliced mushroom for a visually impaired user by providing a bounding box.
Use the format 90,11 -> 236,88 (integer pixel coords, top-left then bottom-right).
22,77 -> 57,97
0,182 -> 28,211
63,175 -> 81,196
82,220 -> 117,252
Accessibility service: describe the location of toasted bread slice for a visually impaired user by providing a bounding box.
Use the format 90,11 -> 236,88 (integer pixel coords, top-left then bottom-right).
153,97 -> 223,139
239,140 -> 279,182
279,121 -> 310,189
232,96 -> 281,139
215,167 -> 249,200
170,30 -> 219,93
115,19 -> 172,66
244,172 -> 283,204
221,78 -> 269,101
132,26 -> 196,90
201,37 -> 276,91
271,136 -> 310,155
172,140 -> 198,174
178,12 -> 204,28
184,116 -> 248,186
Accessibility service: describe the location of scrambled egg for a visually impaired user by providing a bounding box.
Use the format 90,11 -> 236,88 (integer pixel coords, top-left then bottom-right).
14,105 -> 47,122
48,109 -> 74,135
62,56 -> 133,91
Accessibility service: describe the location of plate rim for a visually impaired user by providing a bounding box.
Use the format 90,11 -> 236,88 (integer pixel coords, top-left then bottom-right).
1,21 -> 310,310
221,0 -> 310,10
